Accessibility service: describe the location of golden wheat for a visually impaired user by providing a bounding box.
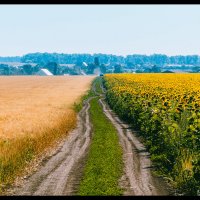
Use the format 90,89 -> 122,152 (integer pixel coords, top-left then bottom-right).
0,75 -> 94,190
0,76 -> 94,139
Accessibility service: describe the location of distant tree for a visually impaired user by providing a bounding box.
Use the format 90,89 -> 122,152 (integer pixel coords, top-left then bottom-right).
87,63 -> 96,74
22,64 -> 33,75
0,64 -> 9,75
126,62 -> 134,68
151,65 -> 161,73
106,69 -> 113,73
162,70 -> 174,73
74,65 -> 81,75
32,64 -> 41,74
2,52 -> 200,75
100,64 -> 107,74
0,64 -> 8,69
3,65 -> 10,75
19,52 -> 200,67
69,70 -> 79,75
135,69 -> 143,73
61,66 -> 70,74
143,68 -> 152,73
45,62 -> 58,75
94,57 -> 100,66
75,61 -> 82,67
18,66 -> 25,75
114,64 -> 124,73
192,66 -> 200,73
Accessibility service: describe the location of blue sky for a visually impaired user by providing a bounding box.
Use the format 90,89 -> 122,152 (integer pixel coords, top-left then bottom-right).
0,4 -> 200,56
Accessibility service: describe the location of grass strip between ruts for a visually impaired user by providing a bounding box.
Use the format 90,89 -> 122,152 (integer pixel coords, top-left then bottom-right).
78,96 -> 123,195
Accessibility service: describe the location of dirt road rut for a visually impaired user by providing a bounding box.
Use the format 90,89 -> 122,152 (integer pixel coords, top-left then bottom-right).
99,95 -> 172,195
11,97 -> 93,195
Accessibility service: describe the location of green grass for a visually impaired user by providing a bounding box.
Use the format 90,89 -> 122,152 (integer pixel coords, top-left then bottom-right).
73,80 -> 96,113
73,89 -> 95,113
73,77 -> 103,113
94,77 -> 103,94
78,97 -> 123,196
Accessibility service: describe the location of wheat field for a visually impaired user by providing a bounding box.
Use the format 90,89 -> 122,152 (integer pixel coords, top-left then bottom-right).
0,75 -> 94,189
0,76 -> 94,139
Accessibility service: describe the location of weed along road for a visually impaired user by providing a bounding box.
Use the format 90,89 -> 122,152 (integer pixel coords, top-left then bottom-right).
8,77 -> 172,196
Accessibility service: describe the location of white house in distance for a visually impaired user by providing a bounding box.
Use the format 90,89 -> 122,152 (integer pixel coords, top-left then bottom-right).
82,62 -> 88,67
36,68 -> 53,76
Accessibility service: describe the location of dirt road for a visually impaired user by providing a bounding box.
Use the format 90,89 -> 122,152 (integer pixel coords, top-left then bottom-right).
10,97 -> 93,195
99,82 -> 173,196
86,79 -> 172,195
7,79 -> 172,196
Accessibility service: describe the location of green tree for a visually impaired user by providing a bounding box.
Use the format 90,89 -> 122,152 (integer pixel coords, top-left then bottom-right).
94,57 -> 100,66
33,64 -> 41,74
100,64 -> 107,74
45,62 -> 58,75
22,64 -> 33,75
87,63 -> 96,74
74,65 -> 81,75
151,65 -> 161,73
3,65 -> 10,75
114,64 -> 124,73
192,66 -> 200,73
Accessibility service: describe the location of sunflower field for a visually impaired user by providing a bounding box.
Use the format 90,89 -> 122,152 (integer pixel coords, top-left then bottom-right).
103,73 -> 200,195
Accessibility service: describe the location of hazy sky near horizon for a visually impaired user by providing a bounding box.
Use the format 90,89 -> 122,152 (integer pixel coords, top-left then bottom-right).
0,4 -> 200,57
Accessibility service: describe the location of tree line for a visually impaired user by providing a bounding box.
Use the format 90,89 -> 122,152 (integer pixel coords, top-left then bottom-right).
1,53 -> 200,66
1,53 -> 200,75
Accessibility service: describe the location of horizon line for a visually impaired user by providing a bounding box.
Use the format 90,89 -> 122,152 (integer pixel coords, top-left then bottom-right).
1,52 -> 200,58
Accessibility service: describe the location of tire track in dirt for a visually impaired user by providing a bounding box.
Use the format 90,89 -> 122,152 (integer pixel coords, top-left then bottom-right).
10,97 -> 94,196
99,83 -> 172,196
